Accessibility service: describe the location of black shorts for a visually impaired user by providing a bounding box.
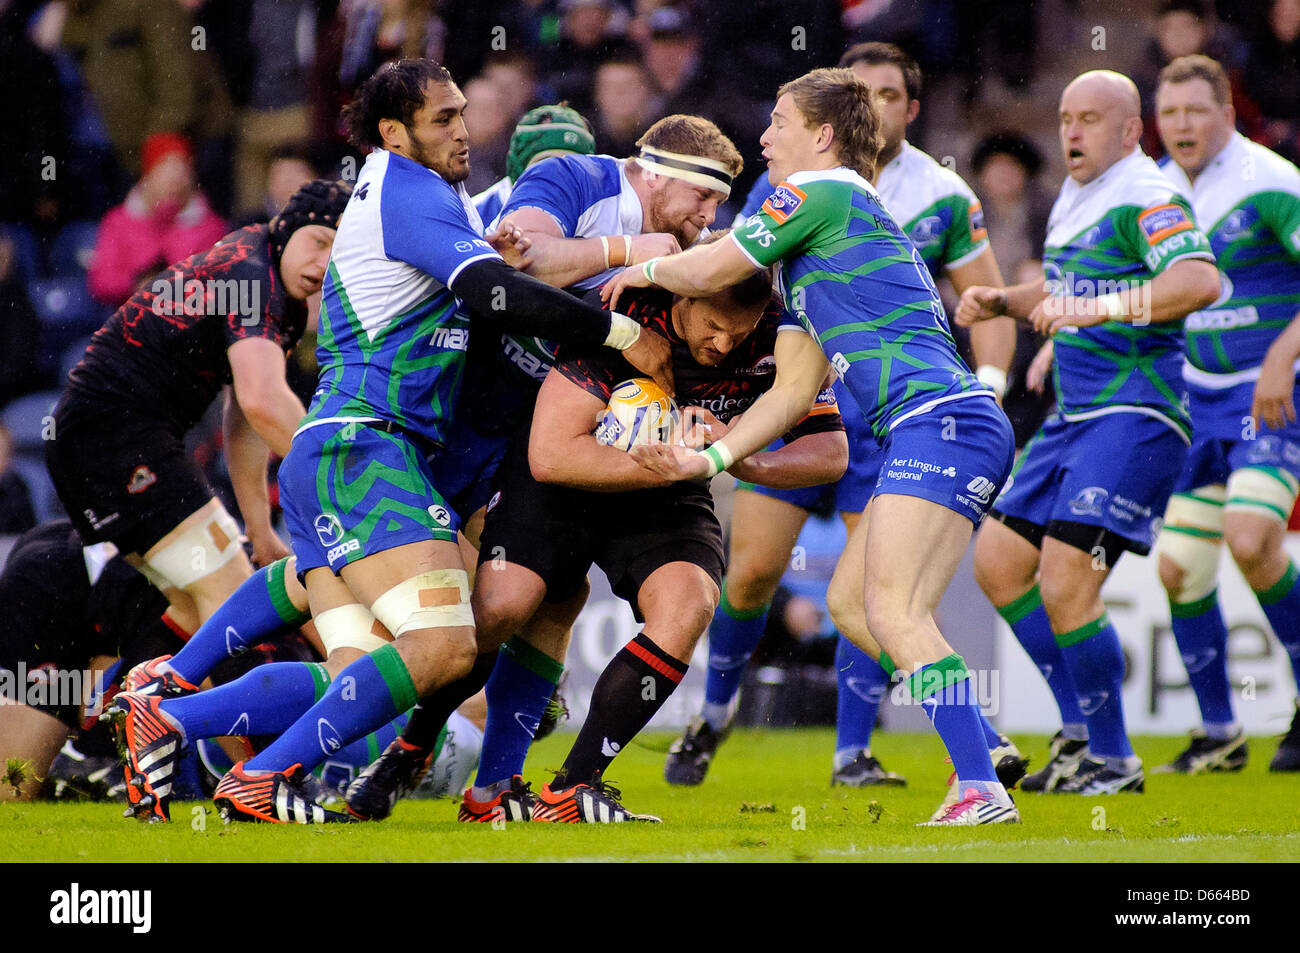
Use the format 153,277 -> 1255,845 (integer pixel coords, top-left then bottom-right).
477,436 -> 726,612
45,392 -> 215,555
0,521 -> 175,728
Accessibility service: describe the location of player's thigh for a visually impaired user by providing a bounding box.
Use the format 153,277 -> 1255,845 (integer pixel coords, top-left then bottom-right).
0,705 -> 69,801
826,503 -> 883,657
638,561 -> 720,661
725,487 -> 811,609
863,493 -> 973,627
1038,534 -> 1110,628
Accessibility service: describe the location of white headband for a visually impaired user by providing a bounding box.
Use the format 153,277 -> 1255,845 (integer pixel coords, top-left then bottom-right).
638,145 -> 734,197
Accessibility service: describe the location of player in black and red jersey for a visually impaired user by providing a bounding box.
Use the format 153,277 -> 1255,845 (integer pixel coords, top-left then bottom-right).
347,235 -> 847,823
45,181 -> 350,655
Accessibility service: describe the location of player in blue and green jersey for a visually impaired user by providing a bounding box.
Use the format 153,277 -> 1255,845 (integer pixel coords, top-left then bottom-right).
958,70 -> 1221,796
1150,55 -> 1300,774
667,42 -> 1022,803
607,67 -> 1022,826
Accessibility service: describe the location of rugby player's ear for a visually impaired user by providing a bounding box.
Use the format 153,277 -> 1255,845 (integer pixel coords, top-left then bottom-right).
814,122 -> 835,156
378,118 -> 406,151
906,99 -> 920,125
1121,115 -> 1143,149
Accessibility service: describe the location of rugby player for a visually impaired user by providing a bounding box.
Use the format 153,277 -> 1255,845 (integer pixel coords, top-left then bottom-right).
667,41 -> 1021,793
472,103 -> 597,225
1150,55 -> 1300,774
0,520 -> 182,800
45,179 -> 350,645
956,70 -> 1220,794
608,67 -> 1023,825
180,58 -> 674,825
478,255 -> 846,822
345,115 -> 745,820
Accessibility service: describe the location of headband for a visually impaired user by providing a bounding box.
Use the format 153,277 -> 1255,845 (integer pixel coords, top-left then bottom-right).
638,145 -> 733,197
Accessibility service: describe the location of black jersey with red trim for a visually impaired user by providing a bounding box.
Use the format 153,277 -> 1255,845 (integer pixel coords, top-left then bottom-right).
555,288 -> 842,442
66,225 -> 307,433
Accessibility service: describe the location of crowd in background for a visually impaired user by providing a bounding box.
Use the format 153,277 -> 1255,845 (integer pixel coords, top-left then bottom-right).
1,0 -> 1298,541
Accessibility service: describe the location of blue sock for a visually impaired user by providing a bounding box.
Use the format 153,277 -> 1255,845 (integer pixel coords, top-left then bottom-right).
162,662 -> 331,742
1169,591 -> 1236,729
911,654 -> 998,783
701,584 -> 769,729
978,711 -> 1002,748
168,558 -> 310,684
1256,561 -> 1300,694
834,635 -> 886,757
997,585 -> 1087,732
331,713 -> 405,770
475,637 -> 563,788
1057,614 -> 1133,759
246,643 -> 419,775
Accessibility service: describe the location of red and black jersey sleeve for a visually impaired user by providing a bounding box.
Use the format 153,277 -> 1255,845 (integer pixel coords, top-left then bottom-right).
66,225 -> 307,430
553,288 -> 675,402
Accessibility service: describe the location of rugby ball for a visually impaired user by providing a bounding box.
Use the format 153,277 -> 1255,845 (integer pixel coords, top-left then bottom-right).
594,377 -> 680,450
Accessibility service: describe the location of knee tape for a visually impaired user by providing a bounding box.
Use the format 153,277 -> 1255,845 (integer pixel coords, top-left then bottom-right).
143,507 -> 242,590
1225,467 -> 1300,524
314,603 -> 391,655
370,569 -> 474,638
1154,491 -> 1225,604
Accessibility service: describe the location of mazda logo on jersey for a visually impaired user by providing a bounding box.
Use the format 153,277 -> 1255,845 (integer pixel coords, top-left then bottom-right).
314,513 -> 344,547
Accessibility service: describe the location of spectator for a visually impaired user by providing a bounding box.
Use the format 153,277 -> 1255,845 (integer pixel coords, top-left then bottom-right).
235,141 -> 322,227
1134,0 -> 1260,157
481,51 -> 544,127
337,0 -> 448,93
0,236 -> 44,406
462,76 -> 517,194
592,48 -> 659,158
1243,0 -> 1300,162
87,133 -> 228,308
545,0 -> 630,113
971,131 -> 1052,278
0,426 -> 36,536
232,0 -> 318,218
59,0 -> 202,179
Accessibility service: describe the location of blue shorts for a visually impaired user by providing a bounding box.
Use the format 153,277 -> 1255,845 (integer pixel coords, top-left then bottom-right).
279,420 -> 458,575
874,393 -> 1014,525
1175,379 -> 1300,492
743,378 -> 880,515
426,416 -> 510,525
993,411 -> 1190,554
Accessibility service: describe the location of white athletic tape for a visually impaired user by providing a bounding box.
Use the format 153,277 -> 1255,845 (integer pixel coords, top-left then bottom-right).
370,569 -> 474,637
1154,490 -> 1225,604
143,507 -> 242,589
1225,467 -> 1300,524
314,603 -> 390,656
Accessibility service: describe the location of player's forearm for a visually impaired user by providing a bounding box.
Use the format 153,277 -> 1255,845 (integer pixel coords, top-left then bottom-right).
648,241 -> 752,299
969,317 -> 1017,384
1002,278 -> 1052,320
223,395 -> 274,531
236,383 -> 305,459
1123,259 -> 1221,324
1266,309 -> 1300,367
530,436 -> 671,491
519,233 -> 614,288
727,430 -> 848,489
453,259 -> 617,348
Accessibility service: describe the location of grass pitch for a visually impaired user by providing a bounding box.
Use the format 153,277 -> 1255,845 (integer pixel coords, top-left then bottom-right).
2,729 -> 1296,863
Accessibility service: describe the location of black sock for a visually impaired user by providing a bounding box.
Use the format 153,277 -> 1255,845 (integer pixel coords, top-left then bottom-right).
401,650 -> 498,751
553,633 -> 686,788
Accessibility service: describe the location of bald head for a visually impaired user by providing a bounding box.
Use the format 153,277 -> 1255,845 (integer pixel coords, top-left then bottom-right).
1063,70 -> 1141,118
1058,70 -> 1144,184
